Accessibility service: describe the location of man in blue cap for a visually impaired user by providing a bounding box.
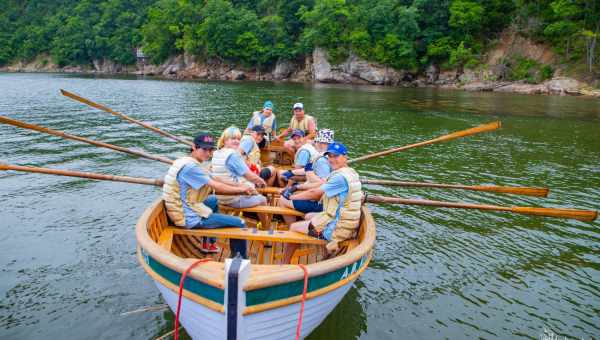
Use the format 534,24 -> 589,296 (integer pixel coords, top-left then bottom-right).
283,141 -> 363,263
162,132 -> 252,256
245,100 -> 277,144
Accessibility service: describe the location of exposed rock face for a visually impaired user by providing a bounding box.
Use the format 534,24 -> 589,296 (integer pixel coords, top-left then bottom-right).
425,64 -> 439,83
544,77 -> 584,95
273,59 -> 296,80
311,47 -> 405,85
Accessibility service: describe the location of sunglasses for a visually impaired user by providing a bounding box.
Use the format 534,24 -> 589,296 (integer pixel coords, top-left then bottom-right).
326,153 -> 342,158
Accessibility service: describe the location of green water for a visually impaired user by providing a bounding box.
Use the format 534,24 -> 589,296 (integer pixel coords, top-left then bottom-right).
0,73 -> 599,339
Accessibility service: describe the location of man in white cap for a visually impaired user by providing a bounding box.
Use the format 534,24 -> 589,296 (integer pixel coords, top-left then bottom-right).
277,102 -> 317,156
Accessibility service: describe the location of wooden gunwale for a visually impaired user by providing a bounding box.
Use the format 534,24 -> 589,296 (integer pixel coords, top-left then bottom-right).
136,198 -> 376,307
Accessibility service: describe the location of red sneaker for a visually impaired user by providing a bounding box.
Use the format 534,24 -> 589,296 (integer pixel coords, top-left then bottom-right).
206,243 -> 221,254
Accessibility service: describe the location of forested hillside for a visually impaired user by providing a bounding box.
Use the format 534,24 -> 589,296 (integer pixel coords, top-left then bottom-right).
1,0 -> 598,79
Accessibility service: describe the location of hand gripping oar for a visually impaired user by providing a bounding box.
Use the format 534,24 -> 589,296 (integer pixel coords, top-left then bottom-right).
348,121 -> 501,164
365,194 -> 597,222
361,178 -> 549,197
0,163 -> 281,195
60,89 -> 193,147
0,115 -> 174,165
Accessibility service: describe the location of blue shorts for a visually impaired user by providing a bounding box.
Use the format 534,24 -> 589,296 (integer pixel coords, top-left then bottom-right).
292,200 -> 323,213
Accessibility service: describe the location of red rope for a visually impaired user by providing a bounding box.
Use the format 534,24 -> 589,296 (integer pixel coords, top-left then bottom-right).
295,264 -> 309,340
174,258 -> 211,340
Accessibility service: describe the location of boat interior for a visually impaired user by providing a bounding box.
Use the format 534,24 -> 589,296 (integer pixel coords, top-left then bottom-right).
146,196 -> 368,266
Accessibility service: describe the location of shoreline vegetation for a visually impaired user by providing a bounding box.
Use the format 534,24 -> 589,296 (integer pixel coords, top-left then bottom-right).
1,0 -> 598,98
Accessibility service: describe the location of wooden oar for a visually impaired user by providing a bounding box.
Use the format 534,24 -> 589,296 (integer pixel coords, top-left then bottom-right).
0,115 -> 174,165
365,194 -> 597,222
361,178 -> 549,197
0,163 -> 281,195
348,121 -> 501,164
60,89 -> 193,147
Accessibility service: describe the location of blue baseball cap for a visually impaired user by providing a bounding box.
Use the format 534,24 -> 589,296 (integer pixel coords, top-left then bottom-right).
290,129 -> 305,138
324,142 -> 348,156
193,133 -> 215,149
263,100 -> 273,110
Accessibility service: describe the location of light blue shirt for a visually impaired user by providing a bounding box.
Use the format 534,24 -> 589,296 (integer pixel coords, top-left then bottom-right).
247,112 -> 277,131
320,173 -> 349,240
177,163 -> 211,227
225,152 -> 249,177
313,156 -> 331,179
240,135 -> 255,156
294,149 -> 311,167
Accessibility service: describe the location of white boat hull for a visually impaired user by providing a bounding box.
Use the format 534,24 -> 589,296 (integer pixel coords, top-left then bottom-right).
155,278 -> 354,340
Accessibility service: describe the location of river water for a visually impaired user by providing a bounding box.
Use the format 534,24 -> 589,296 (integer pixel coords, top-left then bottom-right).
0,73 -> 598,339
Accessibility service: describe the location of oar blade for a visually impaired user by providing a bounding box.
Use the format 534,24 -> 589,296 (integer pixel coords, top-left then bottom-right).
512,206 -> 598,222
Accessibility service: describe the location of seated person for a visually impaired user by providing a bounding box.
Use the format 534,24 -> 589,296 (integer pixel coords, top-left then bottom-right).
240,125 -> 277,185
283,142 -> 363,263
276,103 -> 317,156
162,133 -> 253,255
277,129 -> 335,225
211,126 -> 269,227
245,100 -> 277,145
277,129 -> 320,186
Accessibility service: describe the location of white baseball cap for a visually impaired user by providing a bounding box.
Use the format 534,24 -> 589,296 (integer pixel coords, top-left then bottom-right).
293,103 -> 304,110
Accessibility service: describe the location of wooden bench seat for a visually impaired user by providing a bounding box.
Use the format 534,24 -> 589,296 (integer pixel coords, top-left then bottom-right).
220,205 -> 305,218
161,226 -> 326,246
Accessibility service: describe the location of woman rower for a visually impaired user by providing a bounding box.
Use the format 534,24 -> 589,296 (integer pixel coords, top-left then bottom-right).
211,126 -> 270,228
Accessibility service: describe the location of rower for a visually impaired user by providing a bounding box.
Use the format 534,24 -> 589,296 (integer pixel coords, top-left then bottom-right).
277,102 -> 317,156
162,133 -> 252,256
245,100 -> 277,146
211,126 -> 270,227
283,142 -> 363,263
277,129 -> 320,186
277,129 -> 335,225
240,125 -> 277,186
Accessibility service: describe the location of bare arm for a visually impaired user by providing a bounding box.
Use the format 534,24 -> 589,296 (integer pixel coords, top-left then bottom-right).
298,174 -> 325,190
208,179 -> 253,195
290,186 -> 324,201
244,170 -> 266,187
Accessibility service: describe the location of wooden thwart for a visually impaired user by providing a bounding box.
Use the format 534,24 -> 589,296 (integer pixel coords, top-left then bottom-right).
220,205 -> 305,218
161,227 -> 327,246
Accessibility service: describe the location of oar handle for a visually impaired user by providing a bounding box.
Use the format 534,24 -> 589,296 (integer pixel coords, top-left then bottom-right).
349,121 -> 501,164
61,89 -> 193,147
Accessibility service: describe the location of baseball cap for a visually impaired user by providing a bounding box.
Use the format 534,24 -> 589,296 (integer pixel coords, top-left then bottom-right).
290,129 -> 305,138
324,142 -> 348,156
263,100 -> 273,110
251,125 -> 265,134
193,133 -> 215,149
293,103 -> 304,110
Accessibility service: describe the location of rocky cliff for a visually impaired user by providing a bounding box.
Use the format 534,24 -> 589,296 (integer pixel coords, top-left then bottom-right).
2,34 -> 599,98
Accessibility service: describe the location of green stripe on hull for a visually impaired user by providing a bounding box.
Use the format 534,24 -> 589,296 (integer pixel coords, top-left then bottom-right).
142,249 -> 224,305
246,255 -> 368,306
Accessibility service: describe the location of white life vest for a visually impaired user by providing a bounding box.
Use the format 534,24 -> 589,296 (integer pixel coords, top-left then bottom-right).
295,142 -> 320,167
211,147 -> 254,204
162,157 -> 213,227
251,111 -> 276,135
310,166 -> 363,252
289,114 -> 316,133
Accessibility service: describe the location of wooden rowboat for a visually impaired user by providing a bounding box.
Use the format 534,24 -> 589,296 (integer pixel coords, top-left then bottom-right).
136,198 -> 375,339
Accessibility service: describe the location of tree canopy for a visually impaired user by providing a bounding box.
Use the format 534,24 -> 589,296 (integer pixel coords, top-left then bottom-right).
0,0 -> 597,75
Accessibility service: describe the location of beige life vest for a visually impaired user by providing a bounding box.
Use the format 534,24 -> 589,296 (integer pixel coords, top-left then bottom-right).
289,114 -> 316,133
211,147 -> 254,205
251,111 -> 276,135
310,166 -> 363,252
295,142 -> 320,166
162,157 -> 213,227
240,135 -> 261,166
